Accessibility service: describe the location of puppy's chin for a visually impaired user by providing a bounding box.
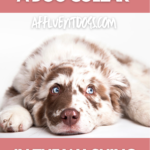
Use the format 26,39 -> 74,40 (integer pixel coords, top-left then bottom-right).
49,126 -> 93,135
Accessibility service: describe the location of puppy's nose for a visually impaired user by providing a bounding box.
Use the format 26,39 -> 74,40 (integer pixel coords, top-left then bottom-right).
61,108 -> 80,126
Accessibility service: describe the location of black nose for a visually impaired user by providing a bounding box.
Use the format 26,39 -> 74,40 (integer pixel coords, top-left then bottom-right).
60,108 -> 80,126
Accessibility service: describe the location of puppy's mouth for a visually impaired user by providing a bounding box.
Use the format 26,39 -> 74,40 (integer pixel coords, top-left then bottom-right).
57,130 -> 83,135
49,125 -> 85,135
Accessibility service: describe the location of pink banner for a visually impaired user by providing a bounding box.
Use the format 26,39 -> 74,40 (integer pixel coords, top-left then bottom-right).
0,138 -> 149,150
0,0 -> 149,13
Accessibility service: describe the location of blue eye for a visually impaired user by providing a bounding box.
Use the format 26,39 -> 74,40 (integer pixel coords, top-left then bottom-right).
86,87 -> 94,94
52,87 -> 59,94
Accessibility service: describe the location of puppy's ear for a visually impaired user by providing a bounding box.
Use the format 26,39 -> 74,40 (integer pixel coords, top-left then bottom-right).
107,71 -> 131,112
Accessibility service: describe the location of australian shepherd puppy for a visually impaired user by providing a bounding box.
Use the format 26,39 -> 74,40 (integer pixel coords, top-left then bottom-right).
0,35 -> 149,134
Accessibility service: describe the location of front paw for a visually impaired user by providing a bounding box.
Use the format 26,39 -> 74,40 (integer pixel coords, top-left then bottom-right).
0,105 -> 33,132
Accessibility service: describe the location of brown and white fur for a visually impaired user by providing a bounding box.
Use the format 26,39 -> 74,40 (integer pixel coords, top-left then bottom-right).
0,35 -> 150,134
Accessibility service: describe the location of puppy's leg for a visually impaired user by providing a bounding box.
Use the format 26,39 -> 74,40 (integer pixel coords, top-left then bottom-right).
0,87 -> 33,132
123,83 -> 150,127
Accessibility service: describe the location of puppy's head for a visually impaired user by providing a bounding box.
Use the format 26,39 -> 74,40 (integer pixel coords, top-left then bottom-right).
25,57 -> 131,135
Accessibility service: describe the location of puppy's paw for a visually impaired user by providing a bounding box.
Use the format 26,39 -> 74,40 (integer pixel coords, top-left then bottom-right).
0,105 -> 33,132
136,103 -> 150,127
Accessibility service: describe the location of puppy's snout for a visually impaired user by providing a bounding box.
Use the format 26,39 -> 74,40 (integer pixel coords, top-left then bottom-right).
61,108 -> 80,126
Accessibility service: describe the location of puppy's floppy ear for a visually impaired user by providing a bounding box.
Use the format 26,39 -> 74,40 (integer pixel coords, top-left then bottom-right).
107,71 -> 131,112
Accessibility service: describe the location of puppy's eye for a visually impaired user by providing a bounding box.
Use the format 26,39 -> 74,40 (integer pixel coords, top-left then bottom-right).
86,87 -> 94,94
50,85 -> 61,95
52,87 -> 60,93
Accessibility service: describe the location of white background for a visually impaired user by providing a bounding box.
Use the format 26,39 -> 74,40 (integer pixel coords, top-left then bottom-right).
0,13 -> 149,137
